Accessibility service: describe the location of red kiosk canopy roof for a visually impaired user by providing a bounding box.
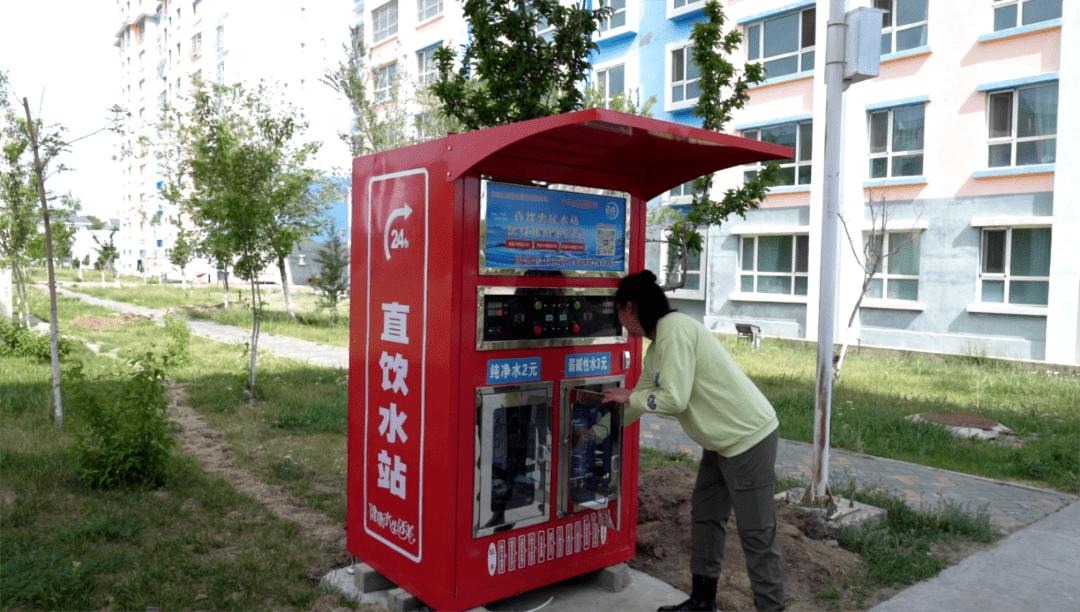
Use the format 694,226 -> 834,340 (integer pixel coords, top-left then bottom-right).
446,107 -> 793,201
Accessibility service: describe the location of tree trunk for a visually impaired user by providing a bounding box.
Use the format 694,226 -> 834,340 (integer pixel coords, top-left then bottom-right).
12,264 -> 30,327
222,269 -> 231,308
22,97 -> 63,429
0,266 -> 11,323
247,278 -> 260,404
278,256 -> 295,321
180,265 -> 188,290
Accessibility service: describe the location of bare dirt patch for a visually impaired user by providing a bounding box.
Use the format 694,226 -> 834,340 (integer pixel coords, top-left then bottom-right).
71,312 -> 147,330
635,465 -> 866,611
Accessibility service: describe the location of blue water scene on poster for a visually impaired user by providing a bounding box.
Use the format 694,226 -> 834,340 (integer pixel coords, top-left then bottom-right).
483,181 -> 626,273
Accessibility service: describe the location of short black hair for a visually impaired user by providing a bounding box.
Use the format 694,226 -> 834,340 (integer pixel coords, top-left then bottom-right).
615,270 -> 675,336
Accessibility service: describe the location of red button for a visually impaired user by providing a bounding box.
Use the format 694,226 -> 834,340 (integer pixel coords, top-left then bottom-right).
572,324 -> 581,334
534,325 -> 543,335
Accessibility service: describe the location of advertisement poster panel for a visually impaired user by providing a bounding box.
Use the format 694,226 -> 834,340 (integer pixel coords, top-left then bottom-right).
364,169 -> 428,561
483,181 -> 627,274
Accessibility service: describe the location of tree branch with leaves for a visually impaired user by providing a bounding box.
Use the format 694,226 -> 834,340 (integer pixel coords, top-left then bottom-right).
658,1 -> 782,292
431,0 -> 613,131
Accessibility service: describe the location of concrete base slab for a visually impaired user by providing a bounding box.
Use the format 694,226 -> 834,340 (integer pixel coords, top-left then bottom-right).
354,562 -> 397,594
777,488 -> 888,540
318,566 -> 392,611
320,564 -> 685,612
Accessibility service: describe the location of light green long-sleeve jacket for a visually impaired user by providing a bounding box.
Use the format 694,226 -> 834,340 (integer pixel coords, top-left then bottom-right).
625,312 -> 779,458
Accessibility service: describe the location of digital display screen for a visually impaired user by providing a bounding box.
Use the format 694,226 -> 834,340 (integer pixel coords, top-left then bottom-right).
482,180 -> 628,274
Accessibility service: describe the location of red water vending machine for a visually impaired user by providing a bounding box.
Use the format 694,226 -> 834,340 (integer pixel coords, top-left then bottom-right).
347,108 -> 790,611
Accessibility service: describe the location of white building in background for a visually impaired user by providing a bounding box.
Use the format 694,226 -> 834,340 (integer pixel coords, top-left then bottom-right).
348,0 -> 1077,366
113,0 -> 351,282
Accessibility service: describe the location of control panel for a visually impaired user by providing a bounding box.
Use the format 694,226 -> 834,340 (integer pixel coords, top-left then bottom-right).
477,287 -> 622,350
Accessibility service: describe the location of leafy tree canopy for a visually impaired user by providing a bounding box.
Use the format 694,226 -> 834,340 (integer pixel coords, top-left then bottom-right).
431,0 -> 613,131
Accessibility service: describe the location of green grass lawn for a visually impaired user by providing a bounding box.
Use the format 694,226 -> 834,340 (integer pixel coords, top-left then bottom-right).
1,333 -> 345,611
49,278 -> 351,348
6,283 -> 1073,610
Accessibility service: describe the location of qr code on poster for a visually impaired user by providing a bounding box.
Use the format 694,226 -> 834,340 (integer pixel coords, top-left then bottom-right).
595,224 -> 616,257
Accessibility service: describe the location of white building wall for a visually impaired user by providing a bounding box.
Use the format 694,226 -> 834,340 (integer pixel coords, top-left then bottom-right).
1045,0 -> 1079,365
113,0 -> 351,281
590,0 -> 1076,365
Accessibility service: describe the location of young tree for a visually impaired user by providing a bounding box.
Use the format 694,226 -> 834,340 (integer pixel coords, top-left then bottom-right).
85,215 -> 107,230
12,78 -> 124,428
267,174 -> 346,321
1,70 -> 40,327
310,219 -> 350,325
656,1 -> 782,292
834,191 -> 923,380
92,228 -> 119,287
323,26 -> 462,157
431,0 -> 613,131
27,192 -> 79,267
168,219 -> 196,290
181,78 -> 326,402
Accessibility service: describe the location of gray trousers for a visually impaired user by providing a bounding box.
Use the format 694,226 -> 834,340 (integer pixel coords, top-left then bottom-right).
691,429 -> 786,612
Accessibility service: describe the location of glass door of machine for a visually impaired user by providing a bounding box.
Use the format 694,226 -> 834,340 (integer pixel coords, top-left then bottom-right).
474,382 -> 553,538
559,375 -> 624,517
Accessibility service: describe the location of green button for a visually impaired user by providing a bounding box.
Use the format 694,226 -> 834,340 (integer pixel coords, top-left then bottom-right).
534,300 -> 543,310
573,300 -> 582,310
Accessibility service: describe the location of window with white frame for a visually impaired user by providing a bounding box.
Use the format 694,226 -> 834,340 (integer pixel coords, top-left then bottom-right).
599,0 -> 627,34
740,234 -> 809,296
659,231 -> 706,299
374,63 -> 396,101
191,32 -> 202,59
595,64 -> 625,109
667,42 -> 701,111
373,1 -> 398,44
993,0 -> 1062,31
414,112 -> 436,140
868,104 -> 925,179
987,82 -> 1057,167
669,0 -> 706,19
417,46 -> 439,86
979,226 -> 1051,305
867,231 -> 920,300
873,0 -> 928,55
667,177 -> 705,202
417,0 -> 442,23
745,6 -> 815,79
742,121 -> 813,186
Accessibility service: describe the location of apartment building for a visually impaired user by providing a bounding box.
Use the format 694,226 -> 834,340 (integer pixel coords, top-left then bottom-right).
344,0 -> 1078,365
113,0 -> 351,282
583,0 -> 1076,366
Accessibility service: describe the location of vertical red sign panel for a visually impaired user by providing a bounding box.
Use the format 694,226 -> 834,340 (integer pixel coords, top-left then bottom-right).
364,169 -> 428,562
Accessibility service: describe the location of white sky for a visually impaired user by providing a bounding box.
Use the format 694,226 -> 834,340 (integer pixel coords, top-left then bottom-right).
1,0 -> 123,219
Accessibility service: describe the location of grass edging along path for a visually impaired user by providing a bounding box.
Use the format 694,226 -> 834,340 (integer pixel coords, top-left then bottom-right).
51,277 -> 350,348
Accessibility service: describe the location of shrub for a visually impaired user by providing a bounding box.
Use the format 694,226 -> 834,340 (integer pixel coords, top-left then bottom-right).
0,317 -> 77,362
163,315 -> 192,367
68,353 -> 175,488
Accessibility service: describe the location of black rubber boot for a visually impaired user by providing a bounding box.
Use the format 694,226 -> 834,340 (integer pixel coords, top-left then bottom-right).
657,574 -> 719,612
